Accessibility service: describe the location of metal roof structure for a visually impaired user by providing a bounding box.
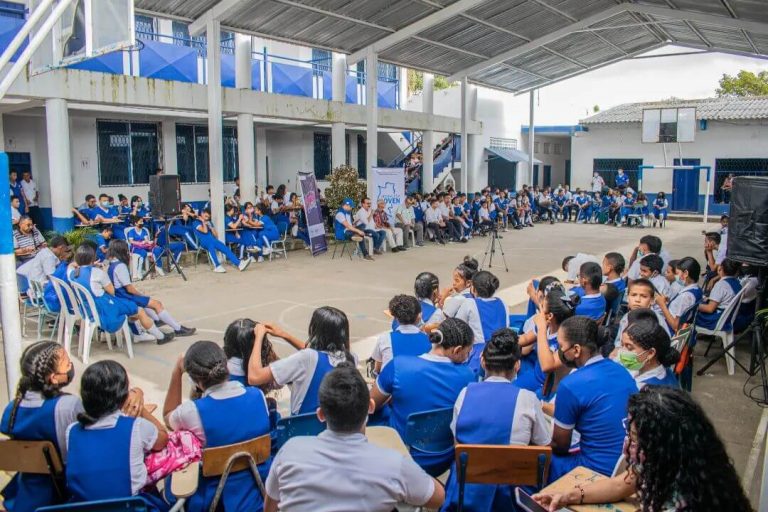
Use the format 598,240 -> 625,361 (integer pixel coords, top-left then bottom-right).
581,95 -> 768,123
486,146 -> 542,164
134,0 -> 768,94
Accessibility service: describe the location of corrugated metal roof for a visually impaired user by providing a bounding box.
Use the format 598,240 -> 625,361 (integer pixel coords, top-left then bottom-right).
580,96 -> 768,124
133,0 -> 768,93
486,146 -> 542,164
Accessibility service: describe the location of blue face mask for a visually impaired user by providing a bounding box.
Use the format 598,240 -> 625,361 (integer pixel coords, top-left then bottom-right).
675,276 -> 685,286
101,201 -> 110,208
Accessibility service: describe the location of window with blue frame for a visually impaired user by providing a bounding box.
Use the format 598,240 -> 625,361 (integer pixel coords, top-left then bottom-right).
0,1 -> 25,19
378,62 -> 397,81
176,124 -> 238,183
221,31 -> 234,55
593,158 -> 643,191
314,133 -> 331,180
312,48 -> 330,76
97,121 -> 160,186
134,14 -> 156,41
714,158 -> 768,203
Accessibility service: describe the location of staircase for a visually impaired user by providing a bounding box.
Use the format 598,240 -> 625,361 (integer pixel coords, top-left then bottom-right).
389,134 -> 460,194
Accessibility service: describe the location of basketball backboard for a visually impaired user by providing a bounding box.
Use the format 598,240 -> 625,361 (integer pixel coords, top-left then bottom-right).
641,107 -> 696,144
29,0 -> 134,75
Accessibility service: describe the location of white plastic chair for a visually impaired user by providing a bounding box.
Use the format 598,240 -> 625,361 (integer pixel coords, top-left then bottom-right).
695,281 -> 753,376
69,281 -> 133,365
48,276 -> 83,354
269,230 -> 289,261
28,280 -> 59,341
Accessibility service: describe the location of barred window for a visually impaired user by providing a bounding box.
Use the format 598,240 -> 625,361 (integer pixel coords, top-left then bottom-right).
97,121 -> 160,186
176,124 -> 238,183
543,143 -> 550,155
314,133 -> 331,180
554,143 -> 562,155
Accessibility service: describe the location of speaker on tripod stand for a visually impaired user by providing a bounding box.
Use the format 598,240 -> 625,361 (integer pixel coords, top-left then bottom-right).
724,176 -> 768,404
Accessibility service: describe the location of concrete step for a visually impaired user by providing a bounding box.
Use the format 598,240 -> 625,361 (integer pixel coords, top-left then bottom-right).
667,212 -> 724,223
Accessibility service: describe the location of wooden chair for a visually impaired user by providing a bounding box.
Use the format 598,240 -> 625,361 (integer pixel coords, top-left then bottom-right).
170,434 -> 271,512
454,444 -> 552,512
0,439 -> 65,501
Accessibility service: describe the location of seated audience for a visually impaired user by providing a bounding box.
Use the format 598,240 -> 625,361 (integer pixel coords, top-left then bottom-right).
411,271 -> 445,327
614,279 -> 670,347
425,197 -> 448,245
334,198 -> 373,261
125,215 -> 165,276
194,208 -> 252,273
354,197 -> 385,254
534,387 -> 752,512
626,235 -> 669,282
13,216 -> 46,266
652,191 -> 668,226
16,235 -> 69,296
441,256 -> 479,317
395,194 -> 424,247
696,258 -> 742,330
638,253 -> 669,297
663,258 -> 682,301
373,295 -> 432,373
265,365 -> 444,512
374,199 -> 406,252
655,256 -> 703,333
573,262 -> 607,321
618,320 -> 680,389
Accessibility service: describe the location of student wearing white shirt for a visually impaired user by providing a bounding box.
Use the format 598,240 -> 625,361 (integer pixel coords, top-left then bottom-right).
626,235 -> 669,281
333,198 -> 373,260
638,254 -> 669,297
10,196 -> 21,225
424,198 -> 447,244
703,231 -> 725,278
20,171 -> 40,225
354,197 -> 385,254
265,365 -> 444,512
395,195 -> 424,247
439,194 -> 463,242
372,295 -> 431,373
655,257 -> 703,333
696,258 -> 742,330
16,236 -> 70,296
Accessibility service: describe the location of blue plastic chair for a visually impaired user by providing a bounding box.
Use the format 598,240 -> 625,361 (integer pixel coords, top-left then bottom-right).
404,407 -> 455,476
274,412 -> 326,451
36,497 -> 148,512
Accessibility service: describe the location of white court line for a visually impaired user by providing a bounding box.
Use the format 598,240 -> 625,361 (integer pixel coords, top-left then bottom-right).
742,407 -> 768,495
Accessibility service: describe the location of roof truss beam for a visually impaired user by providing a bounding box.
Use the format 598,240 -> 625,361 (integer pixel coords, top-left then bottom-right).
625,3 -> 768,35
718,0 -> 761,54
189,0 -> 247,36
662,0 -> 713,47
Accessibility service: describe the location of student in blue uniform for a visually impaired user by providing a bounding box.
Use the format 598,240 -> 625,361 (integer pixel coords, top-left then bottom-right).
68,244 -> 171,344
615,168 -> 629,189
655,256 -> 703,333
619,190 -> 636,225
442,329 -> 551,511
333,198 -> 373,260
441,256 -> 480,319
373,295 -> 432,374
91,194 -> 119,223
1,342 -> 81,512
125,215 -> 164,274
652,191 -> 668,227
130,195 -> 150,218
696,258 -> 742,330
638,254 -> 669,298
224,203 -> 257,259
413,271 -> 445,326
372,318 -> 476,476
454,271 -> 510,375
66,360 -> 168,510
9,169 -> 25,215
549,316 -> 637,482
90,225 -> 114,262
167,203 -> 199,249
117,194 -> 132,216
163,341 -> 271,512
41,251 -> 73,314
575,190 -> 592,223
194,208 -> 252,273
618,320 -> 680,389
106,240 -> 195,338
601,251 -> 626,298
252,203 -> 281,262
663,259 -> 682,302
574,262 -> 607,321
247,307 -> 355,416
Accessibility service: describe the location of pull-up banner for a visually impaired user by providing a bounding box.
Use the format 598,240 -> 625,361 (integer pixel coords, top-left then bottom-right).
372,167 -> 405,219
298,172 -> 327,256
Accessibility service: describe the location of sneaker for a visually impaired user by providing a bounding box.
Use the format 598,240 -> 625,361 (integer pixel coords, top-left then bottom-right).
392,247 -> 401,253
175,326 -> 196,337
653,220 -> 657,228
374,249 -> 384,255
364,255 -> 375,261
416,242 -> 425,247
262,246 -> 273,256
258,256 -> 264,263
133,332 -> 156,343
238,258 -> 252,271
460,238 -> 468,243
351,235 -> 363,242
398,246 -> 407,251
214,266 -> 227,273
156,331 -> 176,345
155,266 -> 165,277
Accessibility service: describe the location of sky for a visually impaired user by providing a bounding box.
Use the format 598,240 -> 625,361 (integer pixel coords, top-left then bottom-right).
532,46 -> 768,125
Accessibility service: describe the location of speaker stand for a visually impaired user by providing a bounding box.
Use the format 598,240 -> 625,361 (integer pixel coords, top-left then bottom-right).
141,217 -> 187,282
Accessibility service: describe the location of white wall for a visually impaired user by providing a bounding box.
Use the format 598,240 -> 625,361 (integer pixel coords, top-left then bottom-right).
264,128 -> 314,193
571,120 -> 768,196
521,134 -> 571,187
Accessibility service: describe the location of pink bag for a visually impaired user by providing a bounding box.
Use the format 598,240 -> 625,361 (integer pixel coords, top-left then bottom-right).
144,430 -> 202,485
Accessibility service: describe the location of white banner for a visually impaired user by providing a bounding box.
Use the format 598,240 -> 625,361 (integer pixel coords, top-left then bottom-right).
372,167 -> 405,219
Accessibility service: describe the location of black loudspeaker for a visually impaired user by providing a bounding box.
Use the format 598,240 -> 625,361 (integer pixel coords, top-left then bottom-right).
149,175 -> 181,217
727,176 -> 768,267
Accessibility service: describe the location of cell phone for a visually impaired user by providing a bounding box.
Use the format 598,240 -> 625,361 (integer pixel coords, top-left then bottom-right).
515,488 -> 552,512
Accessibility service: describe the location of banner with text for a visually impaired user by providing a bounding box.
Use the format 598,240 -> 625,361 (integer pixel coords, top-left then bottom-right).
298,172 -> 327,256
372,167 -> 406,220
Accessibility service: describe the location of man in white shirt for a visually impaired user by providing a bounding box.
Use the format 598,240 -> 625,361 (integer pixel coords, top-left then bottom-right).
20,170 -> 40,225
439,193 -> 463,242
16,235 -> 70,296
591,172 -> 605,193
10,196 -> 21,225
354,197 -> 385,254
265,365 -> 444,512
395,195 -> 424,247
424,198 -> 447,244
374,199 -> 405,252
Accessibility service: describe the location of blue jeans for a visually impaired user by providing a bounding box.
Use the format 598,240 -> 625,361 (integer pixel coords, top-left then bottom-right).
363,228 -> 385,250
345,230 -> 368,256
199,234 -> 240,267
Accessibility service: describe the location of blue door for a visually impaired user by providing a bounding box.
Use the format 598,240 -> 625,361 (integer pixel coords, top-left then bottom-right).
672,158 -> 700,212
565,160 -> 571,186
543,165 -> 552,187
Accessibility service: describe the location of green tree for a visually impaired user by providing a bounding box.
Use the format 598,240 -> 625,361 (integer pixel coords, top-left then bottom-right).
324,165 -> 367,214
593,104 -> 600,113
407,69 -> 454,96
716,70 -> 768,97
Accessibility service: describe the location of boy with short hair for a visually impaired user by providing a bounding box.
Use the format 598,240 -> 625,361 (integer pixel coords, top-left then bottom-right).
613,278 -> 670,348
627,234 -> 668,281
638,254 -> 669,298
574,262 -> 607,321
265,365 -> 444,512
602,252 -> 626,296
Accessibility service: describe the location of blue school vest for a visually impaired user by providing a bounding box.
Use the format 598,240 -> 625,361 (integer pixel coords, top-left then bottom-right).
1,396 -> 65,512
674,286 -> 704,329
443,382 -> 521,512
392,300 -> 437,330
697,277 -> 741,330
187,388 -> 271,512
391,331 -> 432,358
69,266 -> 135,333
472,298 -> 507,342
640,367 -> 679,389
515,329 -> 558,396
297,351 -> 334,415
43,261 -> 71,314
575,295 -> 607,321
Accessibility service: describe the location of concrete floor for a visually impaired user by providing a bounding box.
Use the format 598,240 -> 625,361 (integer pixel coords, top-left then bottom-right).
1,219 -> 764,505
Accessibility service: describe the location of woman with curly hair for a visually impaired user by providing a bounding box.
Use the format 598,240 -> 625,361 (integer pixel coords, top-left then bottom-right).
533,386 -> 752,512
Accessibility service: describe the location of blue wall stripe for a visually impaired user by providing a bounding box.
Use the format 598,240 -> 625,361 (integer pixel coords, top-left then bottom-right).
52,215 -> 74,234
0,153 -> 14,254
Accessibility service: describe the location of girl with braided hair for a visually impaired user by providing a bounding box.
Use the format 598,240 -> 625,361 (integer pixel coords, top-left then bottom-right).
619,320 -> 680,389
65,360 -> 168,510
0,342 -> 81,512
163,341 -> 271,511
534,386 -> 752,512
246,306 -> 356,416
372,317 -> 476,476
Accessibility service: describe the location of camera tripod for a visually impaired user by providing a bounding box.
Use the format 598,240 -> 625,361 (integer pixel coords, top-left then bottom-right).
481,227 -> 508,272
141,216 -> 187,282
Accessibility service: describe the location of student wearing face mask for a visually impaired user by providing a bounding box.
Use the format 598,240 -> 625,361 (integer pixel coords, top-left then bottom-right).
1,342 -> 83,512
549,317 -> 637,482
655,256 -> 703,333
372,318 -> 476,476
618,320 -> 680,389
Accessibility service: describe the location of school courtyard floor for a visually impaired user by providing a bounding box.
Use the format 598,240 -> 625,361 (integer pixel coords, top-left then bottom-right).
1,219 -> 764,504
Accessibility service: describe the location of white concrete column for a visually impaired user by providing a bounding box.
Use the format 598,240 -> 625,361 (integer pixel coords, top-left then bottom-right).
0,114 -> 4,151
422,73 -> 435,193
365,48 -> 378,197
161,120 -> 177,175
331,52 -> 347,170
235,33 -> 256,205
468,83 -> 479,191
460,77 -> 469,193
45,99 -> 74,233
255,127 -> 267,191
349,133 -> 358,168
528,90 -> 536,187
206,19 -> 225,240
